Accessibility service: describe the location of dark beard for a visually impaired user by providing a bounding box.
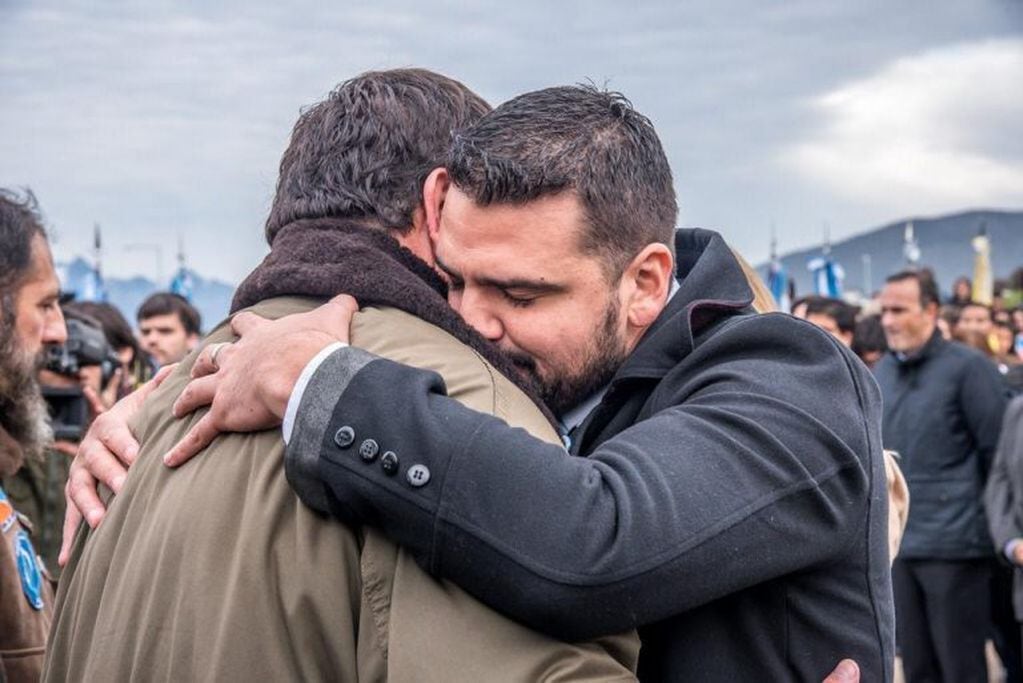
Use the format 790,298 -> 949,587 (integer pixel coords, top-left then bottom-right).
0,308 -> 52,462
504,298 -> 629,417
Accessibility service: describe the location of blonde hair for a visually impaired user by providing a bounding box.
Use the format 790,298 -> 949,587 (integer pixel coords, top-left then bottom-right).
730,248 -> 777,314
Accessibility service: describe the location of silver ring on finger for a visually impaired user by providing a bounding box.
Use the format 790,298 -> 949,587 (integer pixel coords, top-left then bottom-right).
209,342 -> 230,371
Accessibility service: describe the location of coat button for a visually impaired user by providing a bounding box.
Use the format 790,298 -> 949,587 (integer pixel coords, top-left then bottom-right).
406,464 -> 431,488
380,451 -> 399,476
333,426 -> 355,449
359,439 -> 379,462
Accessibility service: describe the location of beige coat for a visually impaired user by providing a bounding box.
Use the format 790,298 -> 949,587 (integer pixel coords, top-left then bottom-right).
45,297 -> 638,682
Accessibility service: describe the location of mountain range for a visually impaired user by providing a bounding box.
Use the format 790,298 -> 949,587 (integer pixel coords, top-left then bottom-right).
58,208 -> 1022,330
759,209 -> 1023,299
58,258 -> 236,333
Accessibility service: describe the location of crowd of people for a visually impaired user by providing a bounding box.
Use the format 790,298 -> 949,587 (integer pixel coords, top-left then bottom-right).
793,273 -> 1023,682
0,67 -> 1020,682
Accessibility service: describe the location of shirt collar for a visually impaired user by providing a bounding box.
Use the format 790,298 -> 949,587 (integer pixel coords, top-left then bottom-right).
557,277 -> 682,437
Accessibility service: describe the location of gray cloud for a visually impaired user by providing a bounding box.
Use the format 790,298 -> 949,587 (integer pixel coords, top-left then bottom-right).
1,0 -> 1020,283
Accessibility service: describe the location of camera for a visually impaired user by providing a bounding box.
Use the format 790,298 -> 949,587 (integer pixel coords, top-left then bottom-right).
41,316 -> 121,441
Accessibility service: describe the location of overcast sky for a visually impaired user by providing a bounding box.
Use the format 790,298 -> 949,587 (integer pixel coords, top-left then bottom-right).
2,0 -> 1021,284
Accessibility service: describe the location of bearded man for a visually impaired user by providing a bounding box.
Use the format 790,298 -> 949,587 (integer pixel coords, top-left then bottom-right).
0,189 -> 67,682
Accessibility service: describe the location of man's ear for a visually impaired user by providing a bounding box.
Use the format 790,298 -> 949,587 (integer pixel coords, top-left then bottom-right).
621,243 -> 674,331
422,167 -> 450,243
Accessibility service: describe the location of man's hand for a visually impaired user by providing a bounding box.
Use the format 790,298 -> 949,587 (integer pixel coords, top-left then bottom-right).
1012,541 -> 1023,567
822,660 -> 858,682
59,364 -> 176,566
164,295 -> 358,467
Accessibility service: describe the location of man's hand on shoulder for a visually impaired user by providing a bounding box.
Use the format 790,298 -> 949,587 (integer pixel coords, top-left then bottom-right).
59,363 -> 176,565
164,294 -> 359,467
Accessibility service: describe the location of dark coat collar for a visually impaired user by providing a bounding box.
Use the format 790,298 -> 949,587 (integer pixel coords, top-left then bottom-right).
612,228 -> 754,381
892,328 -> 944,367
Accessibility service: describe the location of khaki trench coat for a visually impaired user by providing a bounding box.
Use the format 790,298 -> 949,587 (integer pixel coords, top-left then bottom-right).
45,297 -> 638,682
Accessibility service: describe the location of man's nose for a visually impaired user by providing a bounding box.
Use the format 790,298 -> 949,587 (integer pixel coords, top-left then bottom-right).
44,305 -> 67,345
458,291 -> 503,341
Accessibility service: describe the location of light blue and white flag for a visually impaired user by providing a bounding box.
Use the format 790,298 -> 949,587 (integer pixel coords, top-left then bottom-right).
807,256 -> 845,298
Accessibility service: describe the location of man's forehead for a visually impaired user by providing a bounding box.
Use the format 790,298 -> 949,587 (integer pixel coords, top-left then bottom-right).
439,187 -> 593,269
20,241 -> 60,295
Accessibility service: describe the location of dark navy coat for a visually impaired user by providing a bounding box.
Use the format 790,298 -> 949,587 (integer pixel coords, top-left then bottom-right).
875,331 -> 1009,559
289,229 -> 896,681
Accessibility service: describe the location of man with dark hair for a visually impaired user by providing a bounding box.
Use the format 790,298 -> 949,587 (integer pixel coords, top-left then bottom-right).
48,71 -> 637,681
0,188 -> 66,682
878,269 -> 1010,682
161,85 -> 890,681
136,292 -> 201,366
852,314 -> 888,369
805,297 -> 858,347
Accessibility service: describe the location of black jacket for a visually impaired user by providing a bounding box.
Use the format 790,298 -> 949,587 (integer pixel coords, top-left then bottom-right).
874,331 -> 1009,559
985,396 -> 1023,618
288,229 -> 895,681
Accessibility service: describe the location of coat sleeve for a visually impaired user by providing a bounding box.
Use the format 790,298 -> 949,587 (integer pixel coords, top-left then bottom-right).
959,354 -> 1011,475
289,317 -> 875,641
985,397 -> 1023,554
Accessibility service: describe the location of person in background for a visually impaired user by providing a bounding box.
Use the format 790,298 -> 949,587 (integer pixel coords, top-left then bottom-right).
70,301 -> 154,397
0,188 -> 66,682
804,297 -> 858,347
790,294 -> 823,319
877,269 -> 1011,683
956,302 -> 996,352
6,308 -> 116,576
852,314 -> 888,369
986,395 -> 1023,679
937,305 -> 960,340
136,292 -> 200,366
949,276 -> 972,306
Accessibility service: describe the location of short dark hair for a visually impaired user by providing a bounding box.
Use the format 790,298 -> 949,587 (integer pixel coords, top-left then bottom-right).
0,189 -> 48,316
885,269 -> 940,309
66,301 -> 137,351
265,69 -> 491,243
137,292 -> 201,335
447,84 -> 678,277
805,297 -> 859,335
852,314 -> 888,358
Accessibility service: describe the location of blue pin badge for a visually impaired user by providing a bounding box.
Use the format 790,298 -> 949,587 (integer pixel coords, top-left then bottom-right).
14,529 -> 44,610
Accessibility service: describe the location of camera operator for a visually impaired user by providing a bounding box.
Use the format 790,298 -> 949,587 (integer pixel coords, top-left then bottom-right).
0,188 -> 65,682
68,300 -> 155,398
6,307 -> 122,576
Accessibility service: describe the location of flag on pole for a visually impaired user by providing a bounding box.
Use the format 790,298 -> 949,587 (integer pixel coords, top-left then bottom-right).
169,268 -> 194,300
766,232 -> 791,312
76,223 -> 108,302
807,257 -> 845,298
972,224 -> 993,305
169,234 -> 194,300
808,227 -> 844,298
903,221 -> 921,265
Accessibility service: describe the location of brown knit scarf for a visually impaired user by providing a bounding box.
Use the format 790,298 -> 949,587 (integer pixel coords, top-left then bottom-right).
232,218 -> 554,424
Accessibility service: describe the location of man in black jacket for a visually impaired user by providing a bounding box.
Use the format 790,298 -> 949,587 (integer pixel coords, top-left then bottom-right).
876,269 -> 1009,683
987,396 -> 1023,653
159,85 -> 893,681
